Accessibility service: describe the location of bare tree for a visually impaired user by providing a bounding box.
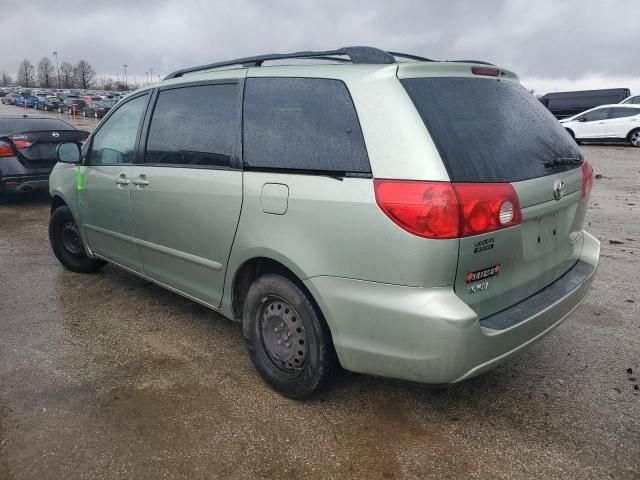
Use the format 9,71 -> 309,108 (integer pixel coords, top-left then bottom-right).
0,72 -> 13,87
37,57 -> 55,88
60,62 -> 75,88
17,59 -> 35,87
73,60 -> 95,90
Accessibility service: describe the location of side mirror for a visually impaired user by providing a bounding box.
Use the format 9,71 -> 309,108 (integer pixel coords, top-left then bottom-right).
57,142 -> 81,164
578,117 -> 587,122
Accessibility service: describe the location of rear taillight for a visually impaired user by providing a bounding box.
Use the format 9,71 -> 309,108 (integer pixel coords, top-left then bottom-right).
374,180 -> 521,239
581,161 -> 593,200
12,139 -> 32,149
471,66 -> 499,77
0,141 -> 13,157
454,183 -> 522,237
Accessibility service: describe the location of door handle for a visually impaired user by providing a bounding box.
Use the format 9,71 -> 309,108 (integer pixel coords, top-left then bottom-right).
115,175 -> 130,185
133,176 -> 149,187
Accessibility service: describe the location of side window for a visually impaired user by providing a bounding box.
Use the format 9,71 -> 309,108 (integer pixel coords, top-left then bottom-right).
243,77 -> 370,173
145,83 -> 236,167
578,108 -> 607,122
608,107 -> 638,119
89,94 -> 148,165
634,97 -> 640,104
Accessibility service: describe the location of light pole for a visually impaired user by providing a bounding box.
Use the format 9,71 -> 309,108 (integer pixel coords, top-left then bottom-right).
53,51 -> 60,88
145,71 -> 148,84
149,68 -> 153,83
123,64 -> 128,89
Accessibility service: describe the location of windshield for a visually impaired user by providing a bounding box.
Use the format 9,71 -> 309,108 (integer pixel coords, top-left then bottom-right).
401,77 -> 582,182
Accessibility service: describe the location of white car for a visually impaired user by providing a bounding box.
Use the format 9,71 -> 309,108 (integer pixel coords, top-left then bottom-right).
560,104 -> 640,147
620,94 -> 640,105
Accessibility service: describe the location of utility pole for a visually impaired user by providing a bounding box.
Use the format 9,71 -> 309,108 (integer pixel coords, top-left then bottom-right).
149,68 -> 153,83
123,64 -> 128,89
53,51 -> 60,88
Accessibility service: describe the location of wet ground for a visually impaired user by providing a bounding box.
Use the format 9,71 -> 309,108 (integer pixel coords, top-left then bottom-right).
0,102 -> 639,479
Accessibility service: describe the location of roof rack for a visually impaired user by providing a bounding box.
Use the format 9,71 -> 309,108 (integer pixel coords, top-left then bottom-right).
164,46 -> 437,79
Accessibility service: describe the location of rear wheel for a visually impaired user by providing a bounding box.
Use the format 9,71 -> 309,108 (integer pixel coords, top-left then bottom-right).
629,129 -> 640,147
242,274 -> 337,399
49,206 -> 105,273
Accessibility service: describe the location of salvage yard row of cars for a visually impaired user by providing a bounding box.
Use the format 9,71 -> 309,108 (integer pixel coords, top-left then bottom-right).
1,87 -> 127,118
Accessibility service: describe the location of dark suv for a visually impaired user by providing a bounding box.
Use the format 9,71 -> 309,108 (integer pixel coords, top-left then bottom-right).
0,115 -> 88,194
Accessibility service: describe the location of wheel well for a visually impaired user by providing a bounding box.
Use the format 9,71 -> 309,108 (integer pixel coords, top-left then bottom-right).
231,257 -> 313,321
627,128 -> 640,141
50,195 -> 67,214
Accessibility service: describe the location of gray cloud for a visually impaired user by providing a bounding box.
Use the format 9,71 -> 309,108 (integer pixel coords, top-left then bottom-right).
1,0 -> 638,92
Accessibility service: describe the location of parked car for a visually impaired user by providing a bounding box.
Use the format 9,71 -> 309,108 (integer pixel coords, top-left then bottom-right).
58,98 -> 86,114
0,115 -> 89,194
620,94 -> 640,105
539,88 -> 631,119
82,100 -> 117,118
560,104 -> 640,147
13,95 -> 38,108
48,46 -> 599,398
2,93 -> 18,105
81,95 -> 102,104
37,96 -> 62,111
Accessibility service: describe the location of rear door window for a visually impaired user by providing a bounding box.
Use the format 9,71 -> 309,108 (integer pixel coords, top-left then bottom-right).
145,83 -> 237,168
243,77 -> 370,174
401,77 -> 582,183
607,107 -> 638,119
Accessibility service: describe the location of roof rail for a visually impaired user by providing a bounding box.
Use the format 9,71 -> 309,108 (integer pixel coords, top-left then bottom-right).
163,47 -> 491,80
164,46 -> 398,79
448,59 -> 495,66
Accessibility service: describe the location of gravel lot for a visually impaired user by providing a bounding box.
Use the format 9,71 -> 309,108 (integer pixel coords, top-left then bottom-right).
0,101 -> 639,479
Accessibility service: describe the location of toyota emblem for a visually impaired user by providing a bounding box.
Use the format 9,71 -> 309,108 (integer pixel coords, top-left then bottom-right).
553,179 -> 566,201
51,132 -> 60,138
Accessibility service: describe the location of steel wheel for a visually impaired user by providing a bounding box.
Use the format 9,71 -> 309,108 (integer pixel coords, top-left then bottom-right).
630,130 -> 640,147
259,296 -> 308,375
61,220 -> 84,257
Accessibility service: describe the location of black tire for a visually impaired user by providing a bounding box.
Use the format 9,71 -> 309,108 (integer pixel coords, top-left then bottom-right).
49,206 -> 105,273
628,129 -> 640,148
242,274 -> 337,399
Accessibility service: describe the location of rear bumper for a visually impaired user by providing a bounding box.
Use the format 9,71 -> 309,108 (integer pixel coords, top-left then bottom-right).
1,175 -> 50,193
305,230 -> 600,384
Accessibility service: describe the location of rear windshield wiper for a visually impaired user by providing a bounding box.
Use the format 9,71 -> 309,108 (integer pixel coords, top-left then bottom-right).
544,157 -> 582,169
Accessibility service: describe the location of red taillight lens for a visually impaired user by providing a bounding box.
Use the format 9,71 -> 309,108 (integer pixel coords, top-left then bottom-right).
453,183 -> 522,237
581,160 -> 593,199
0,142 -> 13,157
374,180 -> 459,239
374,180 -> 521,239
12,139 -> 31,149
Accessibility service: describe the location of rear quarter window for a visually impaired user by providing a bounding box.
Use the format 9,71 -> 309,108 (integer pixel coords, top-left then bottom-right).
243,77 -> 370,174
401,77 -> 582,183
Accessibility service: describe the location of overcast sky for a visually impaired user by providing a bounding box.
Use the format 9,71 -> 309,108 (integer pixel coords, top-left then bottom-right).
1,0 -> 638,94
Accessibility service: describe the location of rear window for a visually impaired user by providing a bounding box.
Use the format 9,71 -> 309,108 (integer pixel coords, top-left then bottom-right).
0,118 -> 73,135
401,77 -> 582,183
243,78 -> 370,174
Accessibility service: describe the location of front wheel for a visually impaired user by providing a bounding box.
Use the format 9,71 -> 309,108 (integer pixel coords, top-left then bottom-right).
629,129 -> 640,147
49,206 -> 105,273
242,274 -> 337,399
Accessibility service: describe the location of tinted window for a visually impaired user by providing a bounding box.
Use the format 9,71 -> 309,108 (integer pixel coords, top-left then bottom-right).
243,78 -> 370,173
576,108 -> 608,122
145,84 -> 236,168
89,94 -> 147,165
608,107 -> 638,119
401,77 -> 582,183
634,97 -> 640,104
0,118 -> 74,134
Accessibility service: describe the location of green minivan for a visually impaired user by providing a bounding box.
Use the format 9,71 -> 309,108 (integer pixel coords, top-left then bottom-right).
48,47 -> 599,398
